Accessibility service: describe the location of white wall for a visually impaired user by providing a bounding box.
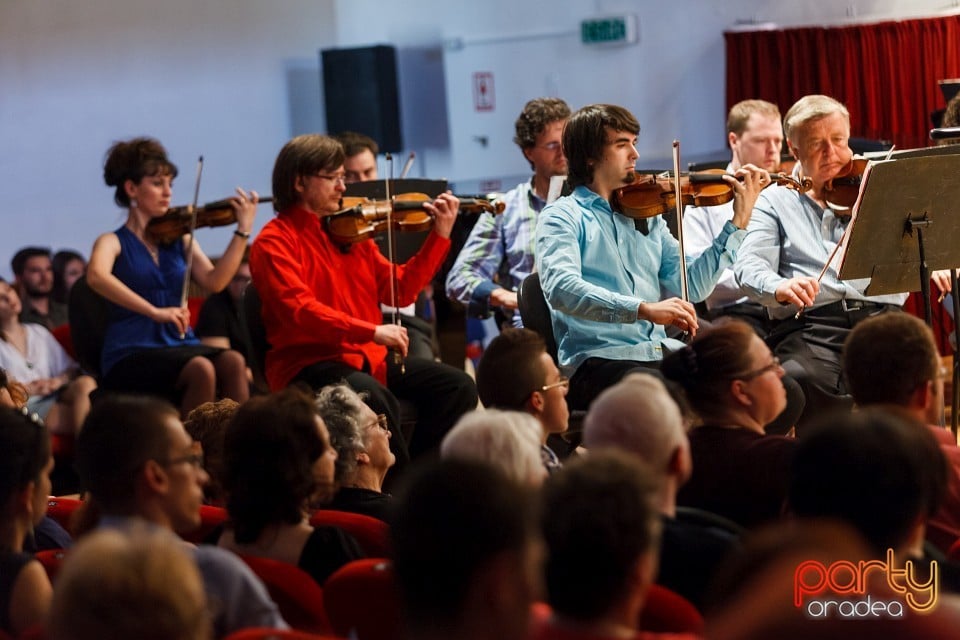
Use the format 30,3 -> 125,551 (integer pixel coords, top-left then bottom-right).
0,0 -> 951,277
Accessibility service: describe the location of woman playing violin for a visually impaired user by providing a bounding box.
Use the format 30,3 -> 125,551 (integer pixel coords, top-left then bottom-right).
249,134 -> 477,467
87,137 -> 255,415
534,103 -> 769,413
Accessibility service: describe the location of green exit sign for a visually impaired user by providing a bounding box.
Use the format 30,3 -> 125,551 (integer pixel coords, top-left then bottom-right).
581,15 -> 638,46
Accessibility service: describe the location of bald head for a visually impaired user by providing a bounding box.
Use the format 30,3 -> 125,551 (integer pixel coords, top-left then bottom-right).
583,373 -> 686,473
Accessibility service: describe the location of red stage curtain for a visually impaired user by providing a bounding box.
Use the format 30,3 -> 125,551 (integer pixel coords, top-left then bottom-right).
725,14 -> 960,149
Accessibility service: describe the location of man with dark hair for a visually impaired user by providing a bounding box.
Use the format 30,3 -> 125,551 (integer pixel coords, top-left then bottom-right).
537,450 -> 666,639
446,97 -> 571,328
334,131 -> 379,184
842,312 -> 960,550
475,327 -> 569,470
535,103 -> 768,411
74,394 -> 287,636
11,246 -> 67,329
250,133 -> 477,464
391,458 -> 541,640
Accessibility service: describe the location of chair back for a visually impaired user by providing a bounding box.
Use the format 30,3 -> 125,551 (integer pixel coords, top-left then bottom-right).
640,584 -> 705,635
46,496 -> 83,533
180,504 -> 228,544
323,559 -> 400,640
67,275 -> 109,378
239,554 -> 332,634
309,510 -> 390,558
36,548 -> 68,581
241,283 -> 271,392
516,273 -> 558,361
224,628 -> 341,640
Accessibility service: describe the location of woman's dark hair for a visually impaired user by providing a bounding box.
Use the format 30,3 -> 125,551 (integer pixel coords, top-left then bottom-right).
563,104 -> 640,188
0,408 -> 50,548
271,134 -> 345,212
661,319 -> 758,420
52,249 -> 85,305
103,137 -> 178,208
223,387 -> 327,543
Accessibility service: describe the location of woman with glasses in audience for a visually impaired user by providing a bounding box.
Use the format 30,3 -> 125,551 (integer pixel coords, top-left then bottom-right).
217,387 -> 364,585
661,319 -> 798,528
315,383 -> 396,521
0,407 -> 55,636
87,137 -> 256,417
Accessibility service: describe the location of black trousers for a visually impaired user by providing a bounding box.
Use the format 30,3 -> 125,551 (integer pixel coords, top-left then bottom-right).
293,356 -> 477,466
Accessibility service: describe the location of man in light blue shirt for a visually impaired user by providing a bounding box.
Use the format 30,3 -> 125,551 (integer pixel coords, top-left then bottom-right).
535,104 -> 768,411
734,94 -> 907,427
446,98 -> 570,328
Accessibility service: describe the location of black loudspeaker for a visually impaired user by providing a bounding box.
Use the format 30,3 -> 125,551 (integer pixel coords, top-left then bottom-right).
321,45 -> 403,152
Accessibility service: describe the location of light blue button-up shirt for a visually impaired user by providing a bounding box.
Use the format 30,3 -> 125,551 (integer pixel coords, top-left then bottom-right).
734,185 -> 907,319
535,185 -> 746,370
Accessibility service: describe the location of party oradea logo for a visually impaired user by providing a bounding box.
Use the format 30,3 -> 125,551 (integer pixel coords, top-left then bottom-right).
794,549 -> 939,619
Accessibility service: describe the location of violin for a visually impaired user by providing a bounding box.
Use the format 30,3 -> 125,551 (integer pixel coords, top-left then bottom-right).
610,169 -> 812,219
822,157 -> 869,213
147,196 -> 273,244
324,192 -> 505,246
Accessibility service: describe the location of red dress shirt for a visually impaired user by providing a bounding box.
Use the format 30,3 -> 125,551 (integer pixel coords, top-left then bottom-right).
249,206 -> 450,389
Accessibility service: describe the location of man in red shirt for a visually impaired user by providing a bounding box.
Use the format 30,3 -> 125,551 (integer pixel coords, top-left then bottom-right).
250,134 -> 478,464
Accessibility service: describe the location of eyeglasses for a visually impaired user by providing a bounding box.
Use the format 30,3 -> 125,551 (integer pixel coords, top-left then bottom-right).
365,414 -> 389,432
536,141 -> 562,152
739,357 -> 783,381
541,376 -> 570,392
314,173 -> 347,185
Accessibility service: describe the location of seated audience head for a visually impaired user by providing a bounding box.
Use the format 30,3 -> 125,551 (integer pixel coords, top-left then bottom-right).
0,368 -> 28,408
52,249 -> 86,305
0,407 -> 53,544
103,137 -> 178,208
541,450 -> 662,625
223,387 -> 337,543
662,319 -> 787,431
787,408 -> 946,556
75,394 -> 206,535
584,372 -> 688,478
48,526 -> 210,640
842,312 -> 942,423
183,399 -> 239,505
441,409 -> 546,486
271,133 -> 345,213
314,382 -> 395,488
476,328 -> 569,437
333,131 -> 379,183
10,246 -> 53,299
513,97 -> 571,174
563,104 -> 640,188
391,458 -> 541,640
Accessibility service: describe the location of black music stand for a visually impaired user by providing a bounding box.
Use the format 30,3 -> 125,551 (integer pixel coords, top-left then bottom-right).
837,152 -> 960,433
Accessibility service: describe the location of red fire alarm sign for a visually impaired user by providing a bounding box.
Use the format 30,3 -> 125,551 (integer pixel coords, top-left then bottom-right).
473,72 -> 495,111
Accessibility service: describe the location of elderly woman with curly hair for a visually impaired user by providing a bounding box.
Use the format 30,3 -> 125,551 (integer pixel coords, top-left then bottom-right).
216,387 -> 364,585
314,383 -> 396,521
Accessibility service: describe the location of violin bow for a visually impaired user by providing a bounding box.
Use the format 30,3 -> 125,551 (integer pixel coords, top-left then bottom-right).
671,141 -> 690,302
179,156 -> 204,339
384,154 -> 405,374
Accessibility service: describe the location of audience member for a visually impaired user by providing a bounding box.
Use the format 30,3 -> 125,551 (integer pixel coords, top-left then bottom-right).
584,372 -> 739,609
315,382 -> 396,521
250,133 -> 477,464
662,320 -> 797,528
0,407 -> 54,637
11,246 -> 68,329
88,137 -> 253,416
441,409 -> 547,486
217,388 -> 364,585
475,328 -> 570,471
536,450 -> 696,640
48,525 -> 211,640
842,312 -> 960,551
183,398 -> 239,506
0,278 -> 97,435
446,97 -> 571,328
391,458 -> 541,640
74,394 -> 287,636
195,251 -> 253,367
51,249 -> 86,306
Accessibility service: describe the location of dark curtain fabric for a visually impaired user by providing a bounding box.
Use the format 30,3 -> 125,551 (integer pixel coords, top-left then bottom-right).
725,14 -> 960,149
